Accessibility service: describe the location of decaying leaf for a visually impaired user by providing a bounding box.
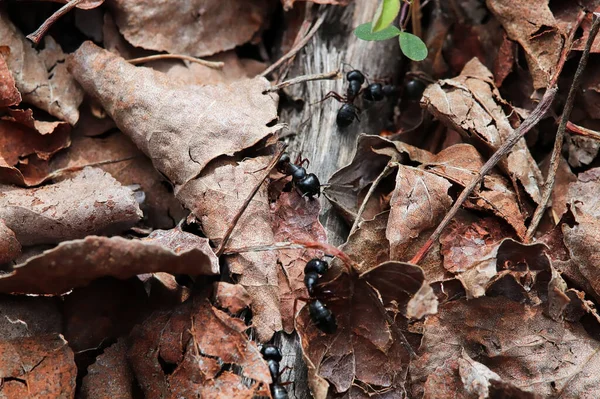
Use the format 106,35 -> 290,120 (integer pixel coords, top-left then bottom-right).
0,12 -> 84,124
422,58 -> 543,209
0,334 -> 76,398
0,53 -> 20,107
68,42 -> 279,188
213,282 -> 252,314
0,167 -> 142,245
411,297 -> 600,398
108,0 -> 272,57
0,226 -> 219,294
128,294 -> 270,398
81,339 -> 134,399
0,220 -> 20,264
486,0 -> 563,89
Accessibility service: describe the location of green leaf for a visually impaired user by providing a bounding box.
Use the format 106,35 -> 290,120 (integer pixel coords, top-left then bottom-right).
372,0 -> 401,33
354,23 -> 401,41
399,32 -> 428,61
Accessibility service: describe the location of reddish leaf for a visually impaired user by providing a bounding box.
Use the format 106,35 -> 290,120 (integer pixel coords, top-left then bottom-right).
213,282 -> 252,314
81,339 -> 133,399
0,52 -> 20,107
0,295 -> 62,340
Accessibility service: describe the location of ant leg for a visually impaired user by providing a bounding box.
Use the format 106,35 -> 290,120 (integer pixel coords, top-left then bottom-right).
292,297 -> 310,321
314,91 -> 346,105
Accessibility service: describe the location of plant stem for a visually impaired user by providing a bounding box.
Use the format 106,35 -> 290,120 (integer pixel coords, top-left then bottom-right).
263,69 -> 341,93
27,0 -> 84,45
127,54 -> 224,69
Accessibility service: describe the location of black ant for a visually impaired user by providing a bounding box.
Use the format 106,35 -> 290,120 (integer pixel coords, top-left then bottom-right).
295,258 -> 337,334
261,344 -> 288,399
276,153 -> 321,199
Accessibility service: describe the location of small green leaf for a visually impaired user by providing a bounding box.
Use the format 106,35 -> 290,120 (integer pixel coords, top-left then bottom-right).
354,23 -> 401,41
399,32 -> 428,61
372,0 -> 401,33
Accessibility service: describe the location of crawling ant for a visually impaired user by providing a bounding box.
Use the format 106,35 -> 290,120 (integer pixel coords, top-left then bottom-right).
261,344 -> 288,399
276,153 -> 321,199
295,258 -> 337,334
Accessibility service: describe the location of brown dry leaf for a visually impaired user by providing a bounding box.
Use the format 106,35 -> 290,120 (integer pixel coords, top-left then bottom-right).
128,294 -> 270,398
108,0 -> 271,57
81,339 -> 133,399
486,0 -> 563,89
0,12 -> 84,124
272,191 -> 327,333
324,134 -> 433,225
341,211 -> 390,274
0,220 -> 20,264
0,226 -> 219,294
0,119 -> 71,186
213,282 -> 252,314
3,108 -> 71,136
0,167 -> 141,245
282,0 -> 349,11
178,156 -> 281,341
422,58 -> 543,208
386,164 -> 452,260
565,133 -> 600,168
0,295 -> 62,340
0,53 -> 20,107
424,143 -> 527,237
493,33 -> 516,87
562,167 -> 600,299
68,41 -> 279,188
411,297 -> 600,398
0,334 -> 76,398
50,132 -> 186,229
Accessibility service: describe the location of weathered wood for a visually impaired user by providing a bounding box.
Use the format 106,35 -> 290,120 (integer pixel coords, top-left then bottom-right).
275,2 -> 402,397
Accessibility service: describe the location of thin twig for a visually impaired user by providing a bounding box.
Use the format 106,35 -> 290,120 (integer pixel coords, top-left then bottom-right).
412,0 -> 422,38
348,161 -> 396,237
222,242 -> 305,255
410,86 -> 558,265
27,0 -> 84,45
525,12 -> 600,242
260,9 -> 328,78
263,69 -> 341,93
42,156 -> 138,183
566,121 -> 600,141
549,10 -> 586,88
215,144 -> 287,256
127,54 -> 224,69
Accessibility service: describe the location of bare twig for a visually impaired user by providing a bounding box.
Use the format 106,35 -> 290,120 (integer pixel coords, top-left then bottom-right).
27,0 -> 84,45
127,54 -> 224,69
215,144 -> 287,256
263,69 -> 341,93
222,242 -> 305,255
525,12 -> 600,242
548,10 -> 586,88
410,86 -> 558,265
348,161 -> 396,237
566,121 -> 600,141
412,0 -> 422,38
260,9 -> 328,78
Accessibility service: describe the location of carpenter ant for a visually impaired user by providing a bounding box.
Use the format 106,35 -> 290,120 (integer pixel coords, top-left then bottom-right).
403,78 -> 427,102
363,82 -> 398,102
321,69 -> 366,128
261,344 -> 288,399
276,153 -> 321,199
296,258 -> 337,334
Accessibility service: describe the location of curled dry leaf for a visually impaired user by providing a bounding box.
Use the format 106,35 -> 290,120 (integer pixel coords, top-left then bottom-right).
109,0 -> 271,57
3,108 -> 71,136
81,339 -> 133,399
68,42 -> 279,188
0,334 -> 76,398
178,156 -> 281,341
486,0 -> 563,89
0,12 -> 84,124
128,295 -> 270,398
0,53 -> 20,107
272,191 -> 327,333
213,282 -> 252,314
411,297 -> 600,398
0,295 -> 62,340
422,58 -> 543,208
0,226 -> 219,294
0,220 -> 20,264
0,167 -> 142,246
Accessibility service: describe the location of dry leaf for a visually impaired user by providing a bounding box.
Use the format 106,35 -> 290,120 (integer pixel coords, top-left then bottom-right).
0,53 -> 20,107
0,334 -> 76,398
0,226 -> 219,294
486,0 -> 563,89
81,339 -> 133,399
341,211 -> 390,274
282,0 -> 349,11
108,0 -> 272,57
0,220 -> 20,264
213,282 -> 252,314
68,42 -> 279,188
0,167 -> 142,245
422,58 -> 543,208
0,295 -> 62,340
0,12 -> 84,124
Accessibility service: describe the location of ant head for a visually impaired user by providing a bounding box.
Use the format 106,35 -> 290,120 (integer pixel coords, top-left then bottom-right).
276,153 -> 291,174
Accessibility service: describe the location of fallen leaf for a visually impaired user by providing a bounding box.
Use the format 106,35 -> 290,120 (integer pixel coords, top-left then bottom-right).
565,134 -> 600,168
0,11 -> 84,124
0,52 -> 20,107
0,334 -> 76,398
493,33 -> 516,87
68,41 -> 279,188
213,282 -> 252,314
411,297 -> 600,398
0,220 -> 20,264
0,295 -> 62,340
341,211 -> 390,274
81,339 -> 133,399
0,226 -> 219,294
486,0 -> 563,89
0,167 -> 142,245
3,108 -> 71,136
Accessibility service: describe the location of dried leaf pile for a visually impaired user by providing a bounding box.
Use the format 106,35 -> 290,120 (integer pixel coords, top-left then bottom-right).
1,1 -> 600,398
